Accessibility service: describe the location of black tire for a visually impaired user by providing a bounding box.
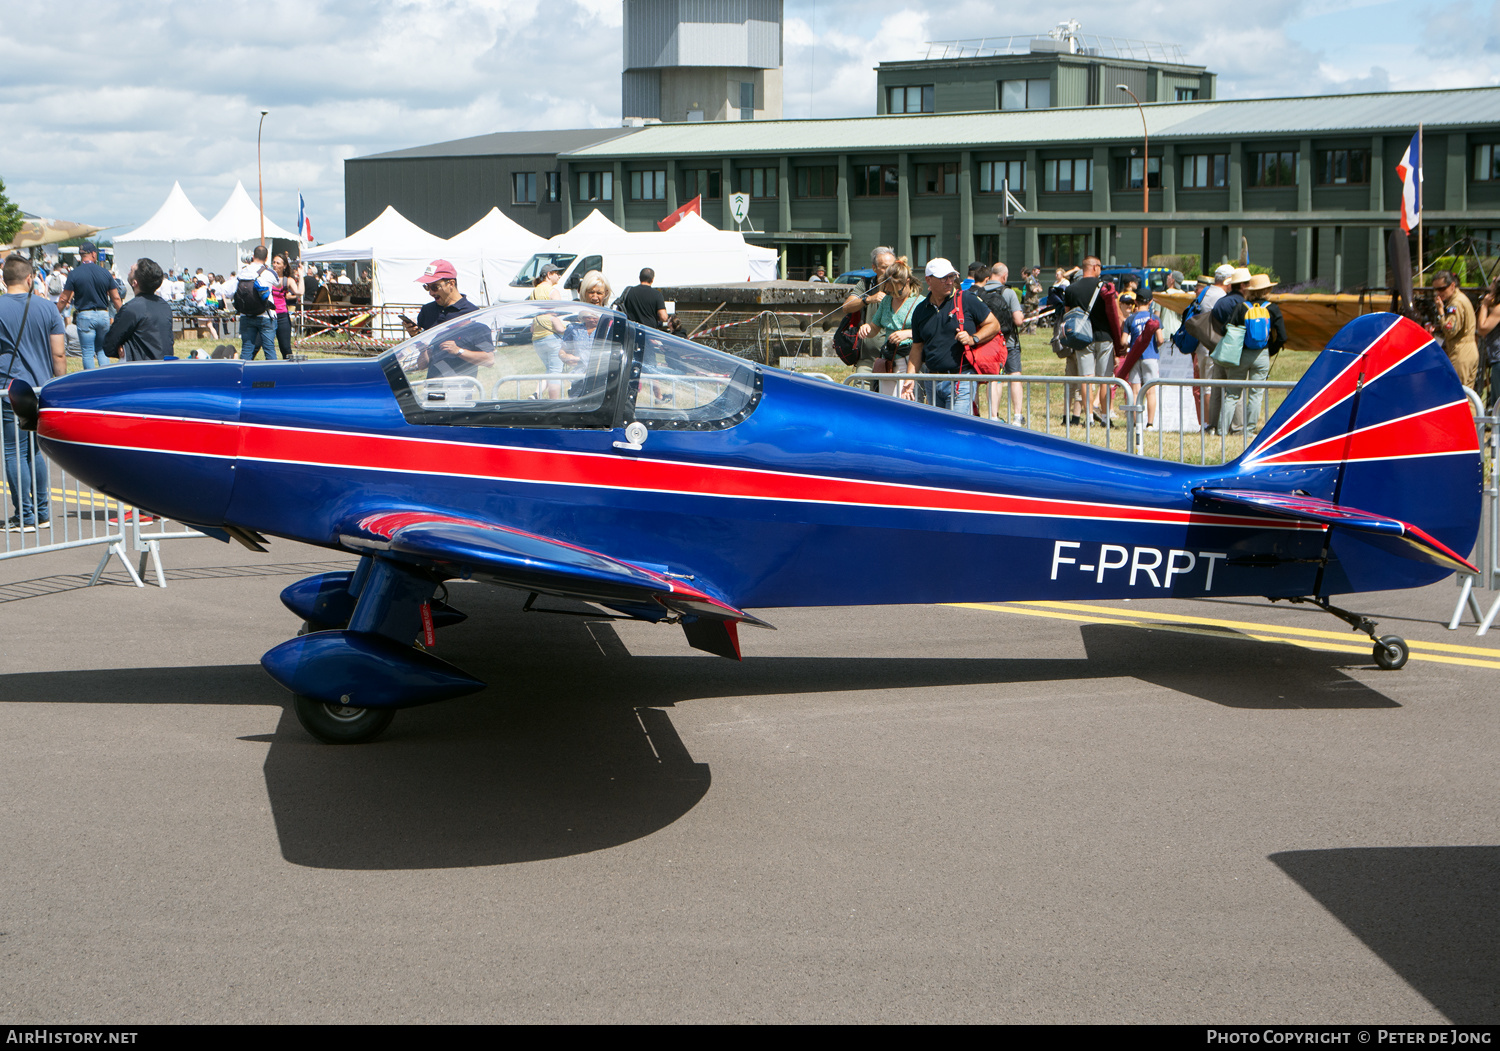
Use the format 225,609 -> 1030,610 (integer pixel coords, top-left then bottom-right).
1373,635 -> 1410,671
292,694 -> 395,744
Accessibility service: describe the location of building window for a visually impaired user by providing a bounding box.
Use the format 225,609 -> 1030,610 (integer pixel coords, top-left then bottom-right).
1040,233 -> 1090,268
684,169 -> 722,200
1175,87 -> 1200,102
630,170 -> 666,201
1475,145 -> 1500,181
513,172 -> 536,205
978,160 -> 1025,194
738,167 -> 776,199
1122,156 -> 1161,190
795,166 -> 837,198
974,234 -> 1000,267
999,79 -> 1050,111
1317,149 -> 1370,185
1043,158 -> 1092,193
912,236 -> 937,268
854,164 -> 899,197
1181,154 -> 1228,189
580,171 -> 613,202
915,162 -> 957,195
545,173 -> 561,203
887,85 -> 934,114
739,81 -> 755,121
1249,151 -> 1299,187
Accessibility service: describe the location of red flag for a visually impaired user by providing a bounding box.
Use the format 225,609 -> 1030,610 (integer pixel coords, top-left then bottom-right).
657,195 -> 702,231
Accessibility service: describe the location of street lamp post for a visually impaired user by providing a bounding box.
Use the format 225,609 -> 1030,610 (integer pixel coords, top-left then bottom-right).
1117,85 -> 1148,268
257,110 -> 269,249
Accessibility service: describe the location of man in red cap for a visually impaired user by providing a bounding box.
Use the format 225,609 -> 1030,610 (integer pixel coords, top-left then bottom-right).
403,258 -> 493,377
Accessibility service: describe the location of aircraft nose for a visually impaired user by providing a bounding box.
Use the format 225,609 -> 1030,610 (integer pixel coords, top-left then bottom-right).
36,362 -> 244,528
5,380 -> 38,430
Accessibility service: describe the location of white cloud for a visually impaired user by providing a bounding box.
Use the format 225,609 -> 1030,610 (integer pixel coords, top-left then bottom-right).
1,0 -> 1496,242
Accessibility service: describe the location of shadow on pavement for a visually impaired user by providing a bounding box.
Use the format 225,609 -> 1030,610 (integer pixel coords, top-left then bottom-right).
0,595 -> 1400,870
1271,847 -> 1500,1024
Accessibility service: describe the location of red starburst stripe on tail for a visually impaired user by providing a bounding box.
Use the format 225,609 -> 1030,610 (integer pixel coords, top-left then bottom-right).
1250,400 -> 1478,467
1249,318 -> 1428,460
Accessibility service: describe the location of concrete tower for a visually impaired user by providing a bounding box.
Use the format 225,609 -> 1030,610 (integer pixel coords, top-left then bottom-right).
622,0 -> 783,124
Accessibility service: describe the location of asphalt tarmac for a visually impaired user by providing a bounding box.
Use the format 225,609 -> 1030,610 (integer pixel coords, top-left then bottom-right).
1,534 -> 1495,1024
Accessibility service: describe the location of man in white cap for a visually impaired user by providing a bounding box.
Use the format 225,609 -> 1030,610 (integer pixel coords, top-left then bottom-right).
905,257 -> 1000,415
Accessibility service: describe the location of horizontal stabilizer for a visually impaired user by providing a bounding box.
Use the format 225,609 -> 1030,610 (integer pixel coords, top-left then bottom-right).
1194,488 -> 1477,574
340,511 -> 770,646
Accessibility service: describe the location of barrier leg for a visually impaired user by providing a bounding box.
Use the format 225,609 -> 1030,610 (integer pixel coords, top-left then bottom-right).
1448,572 -> 1483,630
1478,592 -> 1500,637
137,539 -> 165,588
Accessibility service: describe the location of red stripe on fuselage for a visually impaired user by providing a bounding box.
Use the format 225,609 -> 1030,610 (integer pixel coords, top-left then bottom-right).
39,408 -> 1319,531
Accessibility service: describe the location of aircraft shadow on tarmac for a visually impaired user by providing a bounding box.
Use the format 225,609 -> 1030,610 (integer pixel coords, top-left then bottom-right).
1271,847 -> 1500,1024
0,594 -> 1398,870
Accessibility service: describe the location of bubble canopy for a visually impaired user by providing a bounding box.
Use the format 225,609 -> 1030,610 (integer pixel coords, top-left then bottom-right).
381,301 -> 761,430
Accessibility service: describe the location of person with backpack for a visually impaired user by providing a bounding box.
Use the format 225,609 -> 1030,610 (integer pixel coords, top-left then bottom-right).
234,245 -> 278,360
978,263 -> 1025,422
1216,272 -> 1284,436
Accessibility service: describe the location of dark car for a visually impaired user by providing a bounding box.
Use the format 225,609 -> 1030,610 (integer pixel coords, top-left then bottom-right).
1100,265 -> 1175,293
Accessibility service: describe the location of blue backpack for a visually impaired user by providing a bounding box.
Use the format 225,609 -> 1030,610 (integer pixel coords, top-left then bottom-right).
1172,288 -> 1209,354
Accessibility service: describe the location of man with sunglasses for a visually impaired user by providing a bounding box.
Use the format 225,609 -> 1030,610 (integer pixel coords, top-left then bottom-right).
404,259 -> 492,378
1431,270 -> 1478,388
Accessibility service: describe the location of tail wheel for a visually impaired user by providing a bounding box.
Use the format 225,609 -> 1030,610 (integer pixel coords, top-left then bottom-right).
1373,635 -> 1410,671
292,694 -> 395,744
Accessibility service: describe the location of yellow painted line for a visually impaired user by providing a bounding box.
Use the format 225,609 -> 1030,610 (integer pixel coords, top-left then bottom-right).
951,601 -> 1500,671
1014,599 -> 1500,658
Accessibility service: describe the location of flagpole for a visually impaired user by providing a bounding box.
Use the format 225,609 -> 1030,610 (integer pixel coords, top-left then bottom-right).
1416,123 -> 1424,288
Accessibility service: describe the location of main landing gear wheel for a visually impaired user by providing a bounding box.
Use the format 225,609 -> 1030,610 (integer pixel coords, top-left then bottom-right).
1374,635 -> 1410,671
292,694 -> 395,744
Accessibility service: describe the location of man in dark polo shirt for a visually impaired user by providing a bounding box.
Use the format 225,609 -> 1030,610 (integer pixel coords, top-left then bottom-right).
403,259 -> 492,378
905,257 -> 999,415
56,241 -> 121,370
103,258 -> 173,362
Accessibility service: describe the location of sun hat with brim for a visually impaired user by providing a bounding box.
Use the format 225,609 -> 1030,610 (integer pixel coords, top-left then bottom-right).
1228,267 -> 1253,285
1245,273 -> 1276,292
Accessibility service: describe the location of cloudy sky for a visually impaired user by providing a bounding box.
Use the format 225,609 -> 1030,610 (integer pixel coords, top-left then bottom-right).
2,0 -> 1496,242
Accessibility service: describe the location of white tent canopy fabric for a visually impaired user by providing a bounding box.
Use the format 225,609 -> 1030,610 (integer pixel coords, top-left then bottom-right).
304,206 -> 456,307
446,208 -> 547,305
113,182 -> 233,276
203,180 -> 298,245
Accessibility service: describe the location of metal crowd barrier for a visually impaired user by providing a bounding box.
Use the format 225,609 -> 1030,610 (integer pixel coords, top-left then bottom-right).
0,389 -> 199,588
845,373 -> 1500,636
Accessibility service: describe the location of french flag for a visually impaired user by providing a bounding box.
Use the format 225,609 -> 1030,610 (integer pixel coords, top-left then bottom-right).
297,192 -> 313,244
1396,132 -> 1421,234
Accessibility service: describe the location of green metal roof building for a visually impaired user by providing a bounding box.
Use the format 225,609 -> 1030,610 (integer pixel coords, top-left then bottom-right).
345,81 -> 1500,290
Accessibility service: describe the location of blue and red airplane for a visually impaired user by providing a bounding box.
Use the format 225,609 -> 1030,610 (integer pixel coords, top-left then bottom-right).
8,302 -> 1480,743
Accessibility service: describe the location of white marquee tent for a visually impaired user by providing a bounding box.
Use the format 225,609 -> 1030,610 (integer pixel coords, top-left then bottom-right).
445,207 -> 547,305
303,206 -> 456,308
112,182 -> 228,276
202,181 -> 298,263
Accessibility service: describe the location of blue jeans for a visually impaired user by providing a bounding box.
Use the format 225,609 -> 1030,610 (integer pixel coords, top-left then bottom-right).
76,309 -> 110,369
2,401 -> 49,525
240,315 -> 277,360
931,372 -> 976,416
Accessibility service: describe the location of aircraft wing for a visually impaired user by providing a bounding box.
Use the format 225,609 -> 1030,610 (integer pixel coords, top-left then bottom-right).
338,510 -> 769,658
1194,488 -> 1478,574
